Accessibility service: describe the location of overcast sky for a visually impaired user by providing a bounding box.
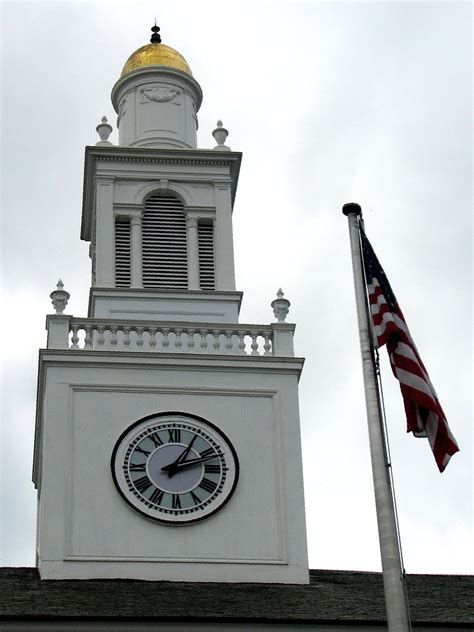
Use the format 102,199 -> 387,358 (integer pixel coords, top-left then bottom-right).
1,1 -> 472,575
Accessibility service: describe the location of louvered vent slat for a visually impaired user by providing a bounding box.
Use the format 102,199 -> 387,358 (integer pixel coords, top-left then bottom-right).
115,218 -> 131,287
198,222 -> 215,290
142,195 -> 188,289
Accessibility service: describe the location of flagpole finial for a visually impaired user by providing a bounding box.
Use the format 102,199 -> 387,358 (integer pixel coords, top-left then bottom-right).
342,202 -> 362,216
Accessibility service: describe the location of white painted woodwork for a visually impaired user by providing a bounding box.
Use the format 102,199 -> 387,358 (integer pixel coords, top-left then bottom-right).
35,50 -> 309,587
34,350 -> 308,584
95,177 -> 115,288
45,314 -> 290,356
213,183 -> 236,291
82,148 -> 241,321
111,68 -> 202,149
88,288 -> 243,323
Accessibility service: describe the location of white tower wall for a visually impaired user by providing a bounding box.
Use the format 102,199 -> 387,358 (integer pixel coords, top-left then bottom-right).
111,69 -> 202,149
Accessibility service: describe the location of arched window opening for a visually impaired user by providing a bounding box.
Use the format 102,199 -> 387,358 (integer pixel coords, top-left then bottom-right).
142,195 -> 187,289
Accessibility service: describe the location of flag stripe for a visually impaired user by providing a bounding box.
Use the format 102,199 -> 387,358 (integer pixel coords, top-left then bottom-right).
360,226 -> 459,472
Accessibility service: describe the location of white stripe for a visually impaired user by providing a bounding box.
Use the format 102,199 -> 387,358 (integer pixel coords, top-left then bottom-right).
394,366 -> 437,403
393,342 -> 431,383
394,339 -> 440,401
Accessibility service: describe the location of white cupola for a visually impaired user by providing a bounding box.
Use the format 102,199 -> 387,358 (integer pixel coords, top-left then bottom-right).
111,24 -> 202,149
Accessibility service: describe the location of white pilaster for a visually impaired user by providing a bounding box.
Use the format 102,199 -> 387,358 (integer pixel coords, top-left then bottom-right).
214,182 -> 236,291
130,214 -> 143,288
187,216 -> 200,290
95,177 -> 115,287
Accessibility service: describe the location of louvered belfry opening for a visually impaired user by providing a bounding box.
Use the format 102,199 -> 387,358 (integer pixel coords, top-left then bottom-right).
198,221 -> 215,290
115,217 -> 131,287
142,194 -> 188,289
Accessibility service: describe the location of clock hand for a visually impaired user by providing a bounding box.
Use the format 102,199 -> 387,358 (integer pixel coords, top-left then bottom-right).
161,435 -> 198,477
176,434 -> 197,464
173,452 -> 224,469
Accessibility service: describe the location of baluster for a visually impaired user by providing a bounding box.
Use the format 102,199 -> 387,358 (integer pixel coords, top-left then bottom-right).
263,331 -> 272,356
110,325 -> 118,347
149,327 -> 157,349
187,328 -> 195,352
162,328 -> 170,351
97,325 -> 105,347
175,328 -> 183,352
84,325 -> 93,349
250,332 -> 259,356
199,329 -> 208,352
71,325 -> 80,349
225,330 -> 233,353
136,327 -> 144,348
212,329 -> 221,353
123,326 -> 131,347
237,330 -> 246,355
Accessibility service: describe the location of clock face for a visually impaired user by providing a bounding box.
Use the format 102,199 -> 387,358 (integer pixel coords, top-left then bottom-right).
111,412 -> 239,524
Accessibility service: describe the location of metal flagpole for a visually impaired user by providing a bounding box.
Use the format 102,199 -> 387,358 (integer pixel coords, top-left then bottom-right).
342,202 -> 411,631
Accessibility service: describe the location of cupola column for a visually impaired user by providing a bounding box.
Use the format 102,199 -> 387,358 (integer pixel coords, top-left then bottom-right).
186,217 -> 200,290
95,176 -> 115,288
130,214 -> 143,288
214,182 -> 236,291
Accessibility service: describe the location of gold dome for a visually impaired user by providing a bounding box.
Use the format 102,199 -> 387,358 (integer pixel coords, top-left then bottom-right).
121,43 -> 192,77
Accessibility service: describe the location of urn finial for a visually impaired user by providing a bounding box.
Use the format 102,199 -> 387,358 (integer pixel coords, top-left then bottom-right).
96,116 -> 113,145
50,279 -> 70,314
212,120 -> 230,151
271,288 -> 290,322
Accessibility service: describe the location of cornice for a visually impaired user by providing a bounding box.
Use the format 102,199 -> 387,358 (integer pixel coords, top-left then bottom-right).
81,147 -> 242,241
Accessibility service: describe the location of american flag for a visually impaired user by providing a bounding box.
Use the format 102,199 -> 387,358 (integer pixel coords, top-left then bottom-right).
359,226 -> 459,472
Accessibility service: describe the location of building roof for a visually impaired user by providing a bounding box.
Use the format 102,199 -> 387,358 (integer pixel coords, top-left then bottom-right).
1,568 -> 473,625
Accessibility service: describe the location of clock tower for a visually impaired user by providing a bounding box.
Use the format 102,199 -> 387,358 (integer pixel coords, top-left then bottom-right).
33,26 -> 309,584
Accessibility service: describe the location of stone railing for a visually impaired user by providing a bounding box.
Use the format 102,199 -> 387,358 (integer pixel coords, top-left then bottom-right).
45,316 -> 295,357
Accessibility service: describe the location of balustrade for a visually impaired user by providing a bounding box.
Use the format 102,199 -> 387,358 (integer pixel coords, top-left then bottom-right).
54,318 -> 280,356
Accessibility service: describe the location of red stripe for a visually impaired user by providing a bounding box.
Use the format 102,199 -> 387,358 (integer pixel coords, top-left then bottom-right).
390,349 -> 428,382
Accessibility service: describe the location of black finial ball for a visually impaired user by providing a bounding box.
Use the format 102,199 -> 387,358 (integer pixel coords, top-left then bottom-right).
342,202 -> 362,216
150,23 -> 161,43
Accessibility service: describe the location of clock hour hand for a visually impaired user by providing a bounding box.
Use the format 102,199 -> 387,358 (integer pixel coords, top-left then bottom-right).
174,452 -> 223,469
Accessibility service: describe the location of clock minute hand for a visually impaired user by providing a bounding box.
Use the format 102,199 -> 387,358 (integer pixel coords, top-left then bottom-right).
161,435 -> 198,477
176,433 -> 197,465
175,453 -> 224,469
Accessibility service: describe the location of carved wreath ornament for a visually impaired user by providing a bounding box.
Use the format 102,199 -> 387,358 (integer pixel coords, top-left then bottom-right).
140,87 -> 180,104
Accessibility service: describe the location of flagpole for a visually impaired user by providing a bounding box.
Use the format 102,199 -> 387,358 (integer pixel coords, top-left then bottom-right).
342,202 -> 411,631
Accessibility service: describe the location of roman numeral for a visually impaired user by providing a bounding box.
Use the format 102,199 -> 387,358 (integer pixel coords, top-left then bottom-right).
198,477 -> 217,494
200,447 -> 215,459
134,446 -> 150,457
190,490 -> 201,504
168,428 -> 181,442
149,488 -> 164,505
134,475 -> 152,493
172,494 -> 182,509
129,463 -> 146,472
149,432 -> 163,447
204,464 -> 221,474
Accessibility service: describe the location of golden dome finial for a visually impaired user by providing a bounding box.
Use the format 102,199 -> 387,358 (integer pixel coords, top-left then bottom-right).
120,22 -> 192,77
